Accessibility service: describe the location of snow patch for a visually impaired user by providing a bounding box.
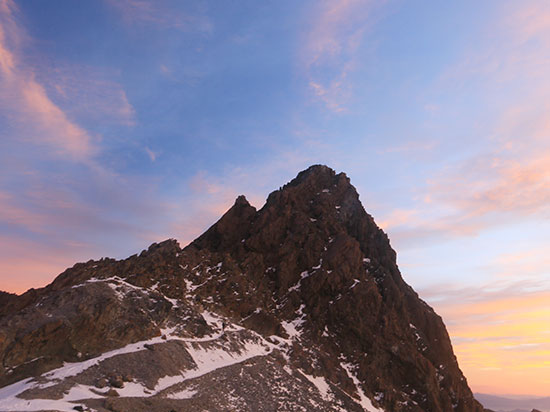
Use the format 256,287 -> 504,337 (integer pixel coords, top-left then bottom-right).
0,379 -> 103,412
281,304 -> 306,340
182,337 -> 272,382
167,387 -> 197,399
341,362 -> 384,412
300,371 -> 333,402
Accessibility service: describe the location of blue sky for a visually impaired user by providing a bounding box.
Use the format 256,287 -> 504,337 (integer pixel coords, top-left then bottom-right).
1,0 -> 549,396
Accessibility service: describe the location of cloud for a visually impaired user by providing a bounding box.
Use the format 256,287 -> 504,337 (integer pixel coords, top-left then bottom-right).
0,165 -> 181,294
378,209 -> 418,231
379,0 -> 550,247
22,79 -> 96,159
379,140 -> 438,154
381,141 -> 550,250
300,0 -> 377,112
144,147 -> 158,162
500,343 -> 541,351
107,0 -> 212,33
303,0 -> 370,66
504,0 -> 550,48
0,0 -> 318,297
421,282 -> 550,396
427,149 -> 550,219
0,1 -> 170,293
0,0 -> 96,161
0,190 -> 47,230
0,234 -> 86,294
490,248 -> 550,278
53,77 -> 136,127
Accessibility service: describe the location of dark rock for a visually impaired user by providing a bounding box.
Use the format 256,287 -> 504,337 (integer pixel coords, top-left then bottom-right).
106,388 -> 120,397
109,375 -> 124,388
181,164 -> 484,412
95,377 -> 108,388
0,165 -> 486,412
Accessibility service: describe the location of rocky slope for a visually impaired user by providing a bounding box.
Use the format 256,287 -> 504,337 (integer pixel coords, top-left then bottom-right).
0,165 -> 486,412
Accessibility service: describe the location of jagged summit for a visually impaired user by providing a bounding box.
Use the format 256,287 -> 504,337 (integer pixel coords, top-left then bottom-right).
265,164 -> 356,210
0,165 -> 486,412
284,164 -> 345,187
233,194 -> 251,206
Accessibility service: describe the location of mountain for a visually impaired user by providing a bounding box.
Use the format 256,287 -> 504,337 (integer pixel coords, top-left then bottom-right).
0,165 -> 486,412
476,393 -> 550,412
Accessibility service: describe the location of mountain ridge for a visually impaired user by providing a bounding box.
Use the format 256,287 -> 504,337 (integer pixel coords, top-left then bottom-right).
0,165 -> 487,412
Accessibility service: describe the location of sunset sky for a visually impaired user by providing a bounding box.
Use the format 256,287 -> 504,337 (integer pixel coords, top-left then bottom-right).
1,0 -> 549,397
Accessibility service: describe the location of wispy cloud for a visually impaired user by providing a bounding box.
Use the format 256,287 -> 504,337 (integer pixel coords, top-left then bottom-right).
379,140 -> 438,154
107,0 -> 212,33
301,0 -> 378,112
379,0 -> 550,247
0,231 -> 101,293
381,5 -> 550,394
0,1 -> 167,293
45,70 -> 137,128
0,0 -> 98,161
0,190 -> 47,230
422,281 -> 550,396
144,147 -> 158,162
428,150 -> 550,219
0,166 -> 179,294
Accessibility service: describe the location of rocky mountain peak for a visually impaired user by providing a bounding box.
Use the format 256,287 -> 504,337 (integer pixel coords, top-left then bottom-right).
285,164 -> 348,189
0,165 -> 487,412
265,164 -> 357,213
234,194 -> 251,207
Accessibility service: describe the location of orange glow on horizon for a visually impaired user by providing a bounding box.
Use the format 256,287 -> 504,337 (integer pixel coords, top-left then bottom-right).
434,290 -> 550,396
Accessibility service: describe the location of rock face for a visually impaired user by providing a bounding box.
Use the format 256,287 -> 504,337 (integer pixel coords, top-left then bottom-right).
0,165 -> 486,412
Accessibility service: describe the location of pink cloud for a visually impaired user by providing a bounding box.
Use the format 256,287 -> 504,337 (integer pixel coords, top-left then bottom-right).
0,232 -> 142,295
301,0 -> 377,112
379,0 -> 550,246
505,0 -> 550,46
144,147 -> 157,162
304,0 -> 371,66
42,65 -> 136,128
427,150 -> 550,218
0,1 -> 96,161
0,191 -> 48,230
107,0 -> 212,33
0,234 -> 94,294
0,177 -> 177,294
379,140 -> 438,154
21,78 -> 95,159
423,284 -> 550,396
377,209 -> 418,230
1,1 -> 137,161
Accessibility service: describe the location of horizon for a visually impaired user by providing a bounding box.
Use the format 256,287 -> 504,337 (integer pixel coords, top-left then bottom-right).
0,0 -> 549,398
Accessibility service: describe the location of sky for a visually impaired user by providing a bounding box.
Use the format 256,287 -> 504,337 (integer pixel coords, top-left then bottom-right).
0,0 -> 549,397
